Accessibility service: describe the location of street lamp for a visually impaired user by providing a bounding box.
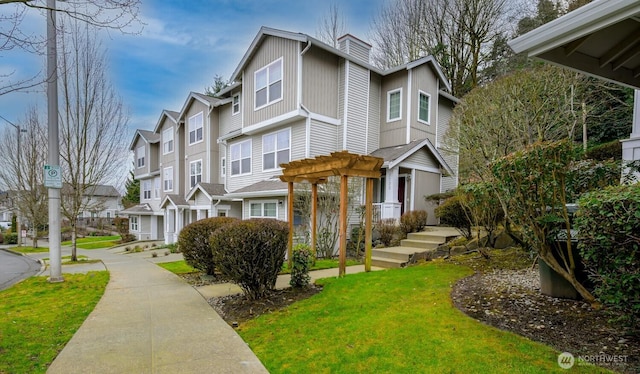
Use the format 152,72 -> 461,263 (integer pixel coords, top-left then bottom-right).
0,114 -> 27,247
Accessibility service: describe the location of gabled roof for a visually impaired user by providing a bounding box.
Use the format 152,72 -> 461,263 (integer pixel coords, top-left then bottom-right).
224,178 -> 288,198
370,138 -> 453,176
160,194 -> 189,209
129,129 -> 160,151
120,203 -> 154,215
153,109 -> 179,133
230,26 -> 452,93
508,0 -> 640,89
87,184 -> 120,197
177,92 -> 225,124
185,182 -> 227,201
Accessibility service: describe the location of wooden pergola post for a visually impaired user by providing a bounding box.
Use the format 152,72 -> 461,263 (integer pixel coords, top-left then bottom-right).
338,174 -> 348,277
287,181 -> 294,269
311,182 -> 318,259
365,177 -> 374,272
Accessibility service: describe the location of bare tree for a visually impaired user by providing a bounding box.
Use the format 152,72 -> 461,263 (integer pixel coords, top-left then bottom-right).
370,0 -> 508,96
0,106 -> 48,247
57,19 -> 129,261
316,2 -> 347,48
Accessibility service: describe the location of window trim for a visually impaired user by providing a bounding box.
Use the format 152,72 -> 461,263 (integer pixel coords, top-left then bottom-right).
188,112 -> 204,145
162,128 -> 174,154
220,157 -> 226,178
232,94 -> 240,115
386,88 -> 402,122
189,159 -> 202,189
254,57 -> 283,110
249,201 -> 278,218
142,180 -> 152,200
163,166 -> 173,192
154,177 -> 160,199
130,216 -> 139,232
136,146 -> 145,168
417,90 -> 431,125
262,128 -> 291,172
230,139 -> 252,177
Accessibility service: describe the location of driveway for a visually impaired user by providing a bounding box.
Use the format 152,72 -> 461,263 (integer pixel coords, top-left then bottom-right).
0,249 -> 41,291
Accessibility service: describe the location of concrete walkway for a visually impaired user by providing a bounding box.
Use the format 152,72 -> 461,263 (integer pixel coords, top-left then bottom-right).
45,246 -> 268,374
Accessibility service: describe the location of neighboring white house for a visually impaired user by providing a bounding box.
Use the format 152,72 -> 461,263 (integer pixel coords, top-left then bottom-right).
122,26 -> 459,244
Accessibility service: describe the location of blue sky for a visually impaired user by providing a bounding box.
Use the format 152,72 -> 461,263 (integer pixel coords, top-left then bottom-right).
0,0 -> 384,135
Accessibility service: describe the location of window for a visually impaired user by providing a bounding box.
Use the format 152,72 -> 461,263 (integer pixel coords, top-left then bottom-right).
232,94 -> 240,115
154,177 -> 160,199
163,167 -> 173,192
220,157 -> 226,177
142,180 -> 151,200
163,128 -> 174,154
418,90 -> 431,124
263,128 -> 290,171
130,216 -> 138,231
190,160 -> 202,188
136,146 -> 145,168
188,112 -> 203,144
255,58 -> 282,109
250,202 -> 277,218
230,140 -> 251,176
387,88 -> 402,122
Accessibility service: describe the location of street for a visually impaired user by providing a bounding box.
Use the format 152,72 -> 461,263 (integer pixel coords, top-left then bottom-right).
0,249 -> 41,291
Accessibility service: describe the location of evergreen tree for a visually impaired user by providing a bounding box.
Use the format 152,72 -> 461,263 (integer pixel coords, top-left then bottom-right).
121,170 -> 140,208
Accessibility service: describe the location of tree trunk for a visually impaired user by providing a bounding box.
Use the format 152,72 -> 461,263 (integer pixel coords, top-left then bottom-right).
71,223 -> 77,262
539,251 -> 599,307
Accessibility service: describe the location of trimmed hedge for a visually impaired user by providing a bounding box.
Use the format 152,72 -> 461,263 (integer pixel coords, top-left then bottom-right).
435,195 -> 471,239
210,219 -> 288,300
290,244 -> 312,288
576,184 -> 640,329
178,217 -> 238,276
585,140 -> 621,161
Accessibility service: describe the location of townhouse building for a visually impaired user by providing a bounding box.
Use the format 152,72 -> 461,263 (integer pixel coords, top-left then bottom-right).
123,27 -> 459,244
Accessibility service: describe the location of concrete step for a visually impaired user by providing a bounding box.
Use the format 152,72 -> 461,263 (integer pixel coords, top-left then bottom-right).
371,256 -> 407,268
400,239 -> 441,250
371,248 -> 412,261
407,231 -> 458,243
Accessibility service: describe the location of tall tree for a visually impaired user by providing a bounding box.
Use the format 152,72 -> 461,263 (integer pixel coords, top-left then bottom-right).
204,74 -> 230,97
57,19 -> 129,261
121,169 -> 139,209
370,0 -> 508,96
0,106 -> 48,247
316,2 -> 347,48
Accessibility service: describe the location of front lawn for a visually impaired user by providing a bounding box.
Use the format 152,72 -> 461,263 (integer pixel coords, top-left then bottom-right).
0,272 -> 109,373
159,258 -> 363,276
11,246 -> 49,254
238,263 -> 607,373
158,260 -> 197,274
62,235 -> 120,249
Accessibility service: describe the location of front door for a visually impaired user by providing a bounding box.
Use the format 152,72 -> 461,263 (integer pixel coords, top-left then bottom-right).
398,176 -> 406,215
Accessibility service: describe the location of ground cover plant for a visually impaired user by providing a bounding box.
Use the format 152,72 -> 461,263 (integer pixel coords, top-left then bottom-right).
12,246 -> 49,254
0,272 -> 109,373
157,260 -> 197,274
237,263 -> 607,373
62,235 -> 120,249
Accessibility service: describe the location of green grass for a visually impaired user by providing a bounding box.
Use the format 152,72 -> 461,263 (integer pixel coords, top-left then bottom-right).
157,260 -> 197,274
62,235 -> 120,249
11,246 -> 49,253
280,258 -> 361,274
239,263 -> 607,373
0,272 -> 109,373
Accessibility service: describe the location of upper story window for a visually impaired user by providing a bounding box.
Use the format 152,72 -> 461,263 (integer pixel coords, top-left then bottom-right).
190,160 -> 202,188
142,180 -> 152,200
255,58 -> 282,109
154,177 -> 160,199
163,167 -> 173,192
250,201 -> 277,218
188,112 -> 203,145
232,94 -> 240,115
230,139 -> 252,176
418,90 -> 431,125
136,146 -> 145,168
221,157 -> 226,178
263,128 -> 290,171
387,88 -> 402,122
163,128 -> 174,154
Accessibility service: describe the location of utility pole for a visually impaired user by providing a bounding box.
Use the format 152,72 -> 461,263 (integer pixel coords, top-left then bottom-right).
0,115 -> 27,247
47,0 -> 63,282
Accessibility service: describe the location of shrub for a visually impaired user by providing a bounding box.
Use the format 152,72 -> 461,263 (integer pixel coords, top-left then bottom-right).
399,210 -> 427,238
585,140 -> 621,161
0,232 -> 3,244
290,244 -> 312,288
435,195 -> 471,239
210,218 -> 288,300
457,183 -> 504,246
119,233 -> 136,243
576,184 -> 640,329
113,217 -> 129,237
4,233 -> 17,245
151,252 -> 158,258
178,217 -> 238,276
375,218 -> 398,247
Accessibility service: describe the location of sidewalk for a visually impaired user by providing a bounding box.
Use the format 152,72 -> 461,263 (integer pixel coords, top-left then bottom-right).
46,246 -> 268,374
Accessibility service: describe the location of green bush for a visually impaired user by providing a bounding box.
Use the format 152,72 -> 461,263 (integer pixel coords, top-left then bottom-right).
290,244 -> 312,288
210,218 -> 288,300
178,217 -> 238,276
585,140 -> 621,161
435,196 -> 471,239
576,184 -> 640,330
399,210 -> 428,238
375,219 -> 398,247
4,233 -> 17,245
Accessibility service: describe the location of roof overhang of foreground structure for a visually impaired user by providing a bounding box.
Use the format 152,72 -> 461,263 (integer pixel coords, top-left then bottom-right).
279,151 -> 384,183
508,0 -> 640,90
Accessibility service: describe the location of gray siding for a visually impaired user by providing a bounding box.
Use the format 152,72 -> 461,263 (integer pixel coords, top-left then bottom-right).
337,60 -> 345,150
159,118 -> 177,202
149,143 -> 159,173
243,198 -> 287,220
243,36 -> 298,126
380,71 -> 407,147
437,97 -> 458,193
344,63 -> 368,155
368,74 -> 381,154
302,47 -> 339,117
195,191 -> 210,206
309,119 -> 338,157
409,64 -> 437,143
414,170 -> 441,225
183,100 -> 211,192
133,137 -> 149,179
208,107 -> 220,184
403,148 -> 440,169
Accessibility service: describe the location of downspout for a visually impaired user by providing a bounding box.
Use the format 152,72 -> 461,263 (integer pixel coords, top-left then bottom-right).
301,103 -> 311,158
406,68 -> 412,144
212,199 -> 221,217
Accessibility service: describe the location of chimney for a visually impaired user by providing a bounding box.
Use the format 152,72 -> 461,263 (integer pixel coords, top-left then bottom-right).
337,34 -> 371,64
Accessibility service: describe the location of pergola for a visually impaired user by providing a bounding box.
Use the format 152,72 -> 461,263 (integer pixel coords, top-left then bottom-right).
279,151 -> 384,277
